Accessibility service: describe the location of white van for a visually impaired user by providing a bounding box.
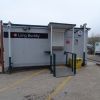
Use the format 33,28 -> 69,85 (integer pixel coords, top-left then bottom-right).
95,42 -> 100,55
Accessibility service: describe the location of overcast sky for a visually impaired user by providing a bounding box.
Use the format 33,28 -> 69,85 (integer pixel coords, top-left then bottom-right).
0,0 -> 100,36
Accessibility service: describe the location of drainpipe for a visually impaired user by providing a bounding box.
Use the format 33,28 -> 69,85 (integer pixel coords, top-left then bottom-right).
7,21 -> 12,73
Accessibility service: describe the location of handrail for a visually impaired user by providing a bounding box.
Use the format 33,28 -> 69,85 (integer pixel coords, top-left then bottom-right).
50,53 -> 56,77
64,51 -> 77,75
64,51 -> 76,55
53,53 -> 56,77
45,51 -> 76,76
44,51 -> 56,77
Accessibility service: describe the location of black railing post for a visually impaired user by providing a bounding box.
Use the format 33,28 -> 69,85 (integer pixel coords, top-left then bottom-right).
72,54 -> 74,72
53,54 -> 56,77
74,54 -> 77,75
65,53 -> 68,66
82,52 -> 85,66
8,57 -> 12,74
64,51 -> 77,75
50,54 -> 53,73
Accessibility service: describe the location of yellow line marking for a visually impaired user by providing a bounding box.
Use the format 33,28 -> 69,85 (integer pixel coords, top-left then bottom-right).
47,76 -> 72,100
47,67 -> 82,100
0,69 -> 47,93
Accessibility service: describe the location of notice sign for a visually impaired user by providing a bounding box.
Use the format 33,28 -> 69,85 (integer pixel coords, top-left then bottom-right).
4,32 -> 48,39
66,40 -> 70,44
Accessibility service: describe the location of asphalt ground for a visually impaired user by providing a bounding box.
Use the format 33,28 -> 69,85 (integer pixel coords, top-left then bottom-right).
0,61 -> 100,100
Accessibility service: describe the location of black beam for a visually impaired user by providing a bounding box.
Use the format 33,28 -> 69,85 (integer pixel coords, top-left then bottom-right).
72,54 -> 74,72
50,55 -> 53,73
8,57 -> 12,74
82,52 -> 85,66
53,54 -> 56,77
65,53 -> 68,66
74,54 -> 77,75
64,51 -> 74,55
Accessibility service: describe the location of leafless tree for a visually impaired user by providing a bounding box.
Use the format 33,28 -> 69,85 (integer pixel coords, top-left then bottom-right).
88,33 -> 100,53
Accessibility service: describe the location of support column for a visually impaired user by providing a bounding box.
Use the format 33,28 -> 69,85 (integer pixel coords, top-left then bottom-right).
50,25 -> 53,55
50,25 -> 53,73
72,27 -> 75,71
82,23 -> 87,66
72,27 -> 75,53
7,21 -> 12,73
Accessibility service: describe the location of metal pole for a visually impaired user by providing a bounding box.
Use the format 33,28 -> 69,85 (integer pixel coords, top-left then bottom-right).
72,27 -> 75,53
7,21 -> 12,73
50,55 -> 53,73
83,24 -> 87,52
72,54 -> 74,72
50,25 -> 53,74
74,54 -> 77,75
53,54 -> 56,77
83,23 -> 87,66
65,53 -> 68,66
72,27 -> 75,71
50,25 -> 53,55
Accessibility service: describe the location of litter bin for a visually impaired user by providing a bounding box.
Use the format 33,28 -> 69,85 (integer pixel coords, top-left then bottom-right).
68,58 -> 82,69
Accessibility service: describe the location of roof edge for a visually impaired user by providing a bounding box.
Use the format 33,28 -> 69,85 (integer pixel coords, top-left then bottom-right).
75,27 -> 91,30
48,22 -> 76,26
3,23 -> 48,27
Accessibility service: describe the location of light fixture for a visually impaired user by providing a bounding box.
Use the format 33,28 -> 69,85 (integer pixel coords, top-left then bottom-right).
22,26 -> 31,31
77,30 -> 82,36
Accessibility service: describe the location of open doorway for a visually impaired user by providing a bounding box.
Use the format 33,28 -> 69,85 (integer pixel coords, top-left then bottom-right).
0,20 -> 4,73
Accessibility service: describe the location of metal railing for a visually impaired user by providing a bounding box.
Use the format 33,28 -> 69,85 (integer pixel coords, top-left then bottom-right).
64,51 -> 77,75
45,51 -> 77,77
45,51 -> 56,77
50,53 -> 56,77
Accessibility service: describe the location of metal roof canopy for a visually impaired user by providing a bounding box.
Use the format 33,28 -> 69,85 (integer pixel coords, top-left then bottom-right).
48,22 -> 76,55
48,22 -> 76,30
73,27 -> 91,33
4,23 -> 48,28
75,27 -> 91,30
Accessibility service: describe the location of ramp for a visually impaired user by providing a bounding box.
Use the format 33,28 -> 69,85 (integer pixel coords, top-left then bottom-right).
50,52 -> 76,77
56,66 -> 74,78
45,51 -> 77,77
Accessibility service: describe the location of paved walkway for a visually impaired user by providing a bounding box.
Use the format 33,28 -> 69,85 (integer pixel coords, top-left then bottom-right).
51,62 -> 100,100
0,62 -> 100,100
88,54 -> 100,62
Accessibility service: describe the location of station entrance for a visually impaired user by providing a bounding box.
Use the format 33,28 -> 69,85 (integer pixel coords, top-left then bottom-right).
46,23 -> 77,77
